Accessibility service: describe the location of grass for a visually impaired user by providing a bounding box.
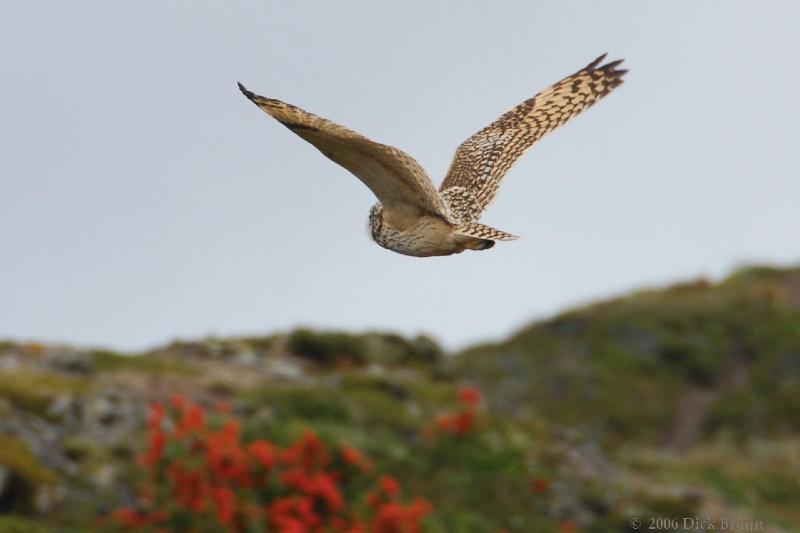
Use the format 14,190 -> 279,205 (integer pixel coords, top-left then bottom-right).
0,370 -> 90,419
0,516 -> 51,533
89,350 -> 199,376
453,266 -> 800,447
2,264 -> 800,531
620,437 -> 800,529
0,436 -> 58,514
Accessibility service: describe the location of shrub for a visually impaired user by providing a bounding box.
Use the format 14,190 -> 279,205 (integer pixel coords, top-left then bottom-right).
106,396 -> 432,532
407,336 -> 443,365
287,329 -> 368,365
434,387 -> 483,437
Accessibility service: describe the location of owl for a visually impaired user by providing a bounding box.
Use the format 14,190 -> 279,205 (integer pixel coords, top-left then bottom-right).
240,54 -> 626,257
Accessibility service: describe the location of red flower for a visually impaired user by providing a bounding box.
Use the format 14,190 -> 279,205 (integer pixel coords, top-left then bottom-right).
211,485 -> 237,525
454,411 -> 475,435
436,411 -> 475,436
221,420 -> 241,442
147,402 -> 166,430
215,400 -> 234,414
113,507 -> 150,528
282,468 -> 313,493
371,497 -> 432,533
249,439 -> 276,469
529,478 -> 550,494
207,435 -> 251,485
312,472 -> 343,511
379,475 -> 400,497
280,430 -> 330,469
366,476 -> 403,510
171,394 -> 189,411
269,496 -> 320,530
169,463 -> 209,512
559,520 -> 579,533
177,404 -> 207,437
345,520 -> 367,533
118,397 -> 439,532
341,445 -> 362,465
341,445 -> 374,474
142,430 -> 166,465
378,476 -> 400,496
458,386 -> 482,407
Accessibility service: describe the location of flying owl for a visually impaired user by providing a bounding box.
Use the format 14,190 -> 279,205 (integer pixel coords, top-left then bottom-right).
239,54 -> 626,257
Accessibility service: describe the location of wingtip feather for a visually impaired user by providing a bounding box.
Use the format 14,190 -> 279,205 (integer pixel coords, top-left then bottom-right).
238,81 -> 256,100
586,53 -> 607,71
584,54 -> 627,79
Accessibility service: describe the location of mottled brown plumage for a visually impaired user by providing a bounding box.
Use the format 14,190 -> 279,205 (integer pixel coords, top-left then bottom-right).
239,54 -> 626,257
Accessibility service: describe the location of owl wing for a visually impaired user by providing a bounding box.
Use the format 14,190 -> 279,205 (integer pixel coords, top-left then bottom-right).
439,54 -> 627,221
239,84 -> 449,220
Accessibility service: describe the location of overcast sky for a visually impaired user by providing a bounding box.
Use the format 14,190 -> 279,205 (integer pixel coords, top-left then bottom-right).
2,1 -> 798,352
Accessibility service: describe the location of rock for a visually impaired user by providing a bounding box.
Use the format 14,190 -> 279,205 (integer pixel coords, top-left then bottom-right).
264,356 -> 308,383
45,347 -> 93,374
81,389 -> 141,442
47,394 -> 80,430
365,363 -> 386,377
91,464 -> 117,488
230,343 -> 259,367
35,483 -> 64,514
0,465 -> 10,507
0,353 -> 21,372
0,412 -> 77,476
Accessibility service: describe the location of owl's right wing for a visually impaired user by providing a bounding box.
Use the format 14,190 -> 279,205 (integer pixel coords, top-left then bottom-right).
239,84 -> 449,220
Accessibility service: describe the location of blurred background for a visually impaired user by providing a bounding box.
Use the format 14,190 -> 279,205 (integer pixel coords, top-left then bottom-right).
1,1 -> 799,532
1,1 -> 798,351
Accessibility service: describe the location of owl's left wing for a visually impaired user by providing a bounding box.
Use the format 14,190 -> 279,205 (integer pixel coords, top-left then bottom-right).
239,84 -> 450,221
439,54 -> 627,221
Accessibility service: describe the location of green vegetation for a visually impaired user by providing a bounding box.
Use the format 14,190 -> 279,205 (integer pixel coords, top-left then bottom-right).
287,328 -> 370,364
0,264 -> 799,531
0,515 -> 51,533
454,265 -> 800,446
0,436 -> 57,514
90,349 -> 198,376
0,371 -> 89,419
285,329 -> 443,366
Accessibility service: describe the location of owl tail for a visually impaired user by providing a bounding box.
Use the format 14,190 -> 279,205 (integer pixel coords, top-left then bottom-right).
455,222 -> 519,242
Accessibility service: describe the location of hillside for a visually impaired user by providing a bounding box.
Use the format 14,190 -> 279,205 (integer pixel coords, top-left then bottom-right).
454,265 -> 800,446
1,265 -> 799,532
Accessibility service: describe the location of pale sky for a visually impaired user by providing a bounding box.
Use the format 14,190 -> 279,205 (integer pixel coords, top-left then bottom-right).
2,1 -> 798,351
